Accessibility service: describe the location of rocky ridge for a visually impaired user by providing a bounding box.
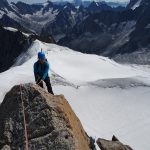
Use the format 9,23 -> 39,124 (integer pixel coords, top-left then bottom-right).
0,83 -> 95,150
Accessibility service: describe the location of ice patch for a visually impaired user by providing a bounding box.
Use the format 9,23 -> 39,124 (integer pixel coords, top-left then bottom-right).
131,0 -> 142,10
4,26 -> 18,32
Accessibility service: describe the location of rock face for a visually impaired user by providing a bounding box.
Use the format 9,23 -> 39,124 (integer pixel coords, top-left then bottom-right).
0,25 -> 55,73
0,26 -> 32,73
0,83 -> 93,150
97,135 -> 133,150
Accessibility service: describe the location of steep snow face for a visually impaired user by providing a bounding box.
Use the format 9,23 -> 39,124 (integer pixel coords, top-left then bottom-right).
0,10 -> 5,19
1,41 -> 150,150
0,9 -> 7,18
13,40 -> 149,84
131,0 -> 142,9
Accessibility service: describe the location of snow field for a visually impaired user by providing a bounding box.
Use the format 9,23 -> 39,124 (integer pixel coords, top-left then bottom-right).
0,40 -> 150,150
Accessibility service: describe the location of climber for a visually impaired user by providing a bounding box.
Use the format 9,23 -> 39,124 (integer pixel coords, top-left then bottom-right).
34,51 -> 54,95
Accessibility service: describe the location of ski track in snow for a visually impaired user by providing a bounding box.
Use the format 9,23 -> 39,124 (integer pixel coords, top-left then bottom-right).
0,40 -> 150,150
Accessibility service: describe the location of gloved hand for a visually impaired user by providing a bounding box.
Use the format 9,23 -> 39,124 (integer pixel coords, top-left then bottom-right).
37,80 -> 43,85
36,77 -> 43,85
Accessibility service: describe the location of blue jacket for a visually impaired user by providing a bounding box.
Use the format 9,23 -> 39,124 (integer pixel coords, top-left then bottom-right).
34,60 -> 50,81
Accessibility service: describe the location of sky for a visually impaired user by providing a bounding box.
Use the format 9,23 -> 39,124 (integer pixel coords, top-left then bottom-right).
8,0 -> 46,3
8,0 -> 129,4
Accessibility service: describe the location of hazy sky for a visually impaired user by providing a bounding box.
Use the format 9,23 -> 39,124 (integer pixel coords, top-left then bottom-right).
8,0 -> 46,3
8,0 -> 129,4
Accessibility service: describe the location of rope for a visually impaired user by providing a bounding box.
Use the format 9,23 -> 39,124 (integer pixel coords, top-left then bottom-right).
20,84 -> 29,150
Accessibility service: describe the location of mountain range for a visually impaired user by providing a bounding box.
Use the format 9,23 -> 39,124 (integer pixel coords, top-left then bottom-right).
0,0 -> 126,35
0,0 -> 150,64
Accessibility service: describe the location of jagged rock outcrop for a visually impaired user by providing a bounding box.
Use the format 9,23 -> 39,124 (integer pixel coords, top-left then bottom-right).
97,135 -> 133,150
0,25 -> 55,73
0,26 -> 32,73
0,83 -> 94,150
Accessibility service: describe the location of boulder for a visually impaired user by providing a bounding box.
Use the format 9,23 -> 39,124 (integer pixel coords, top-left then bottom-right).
97,135 -> 133,150
0,83 -> 94,150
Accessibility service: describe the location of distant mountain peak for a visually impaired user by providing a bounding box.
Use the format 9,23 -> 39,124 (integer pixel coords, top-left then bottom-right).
43,0 -> 53,7
88,1 -> 112,11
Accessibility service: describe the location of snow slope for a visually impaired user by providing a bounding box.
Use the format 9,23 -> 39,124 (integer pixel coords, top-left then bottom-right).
131,0 -> 142,10
0,2 -> 59,34
1,40 -> 150,150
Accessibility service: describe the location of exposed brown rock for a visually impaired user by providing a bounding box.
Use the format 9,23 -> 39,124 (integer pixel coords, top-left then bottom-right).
0,83 -> 93,150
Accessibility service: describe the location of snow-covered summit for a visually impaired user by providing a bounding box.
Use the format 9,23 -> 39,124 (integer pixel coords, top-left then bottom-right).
12,40 -> 150,85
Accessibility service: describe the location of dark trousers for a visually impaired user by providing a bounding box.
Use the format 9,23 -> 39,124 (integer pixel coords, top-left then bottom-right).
38,76 -> 54,95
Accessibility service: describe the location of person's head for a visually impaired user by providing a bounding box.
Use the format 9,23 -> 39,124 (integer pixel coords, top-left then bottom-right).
38,52 -> 46,64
